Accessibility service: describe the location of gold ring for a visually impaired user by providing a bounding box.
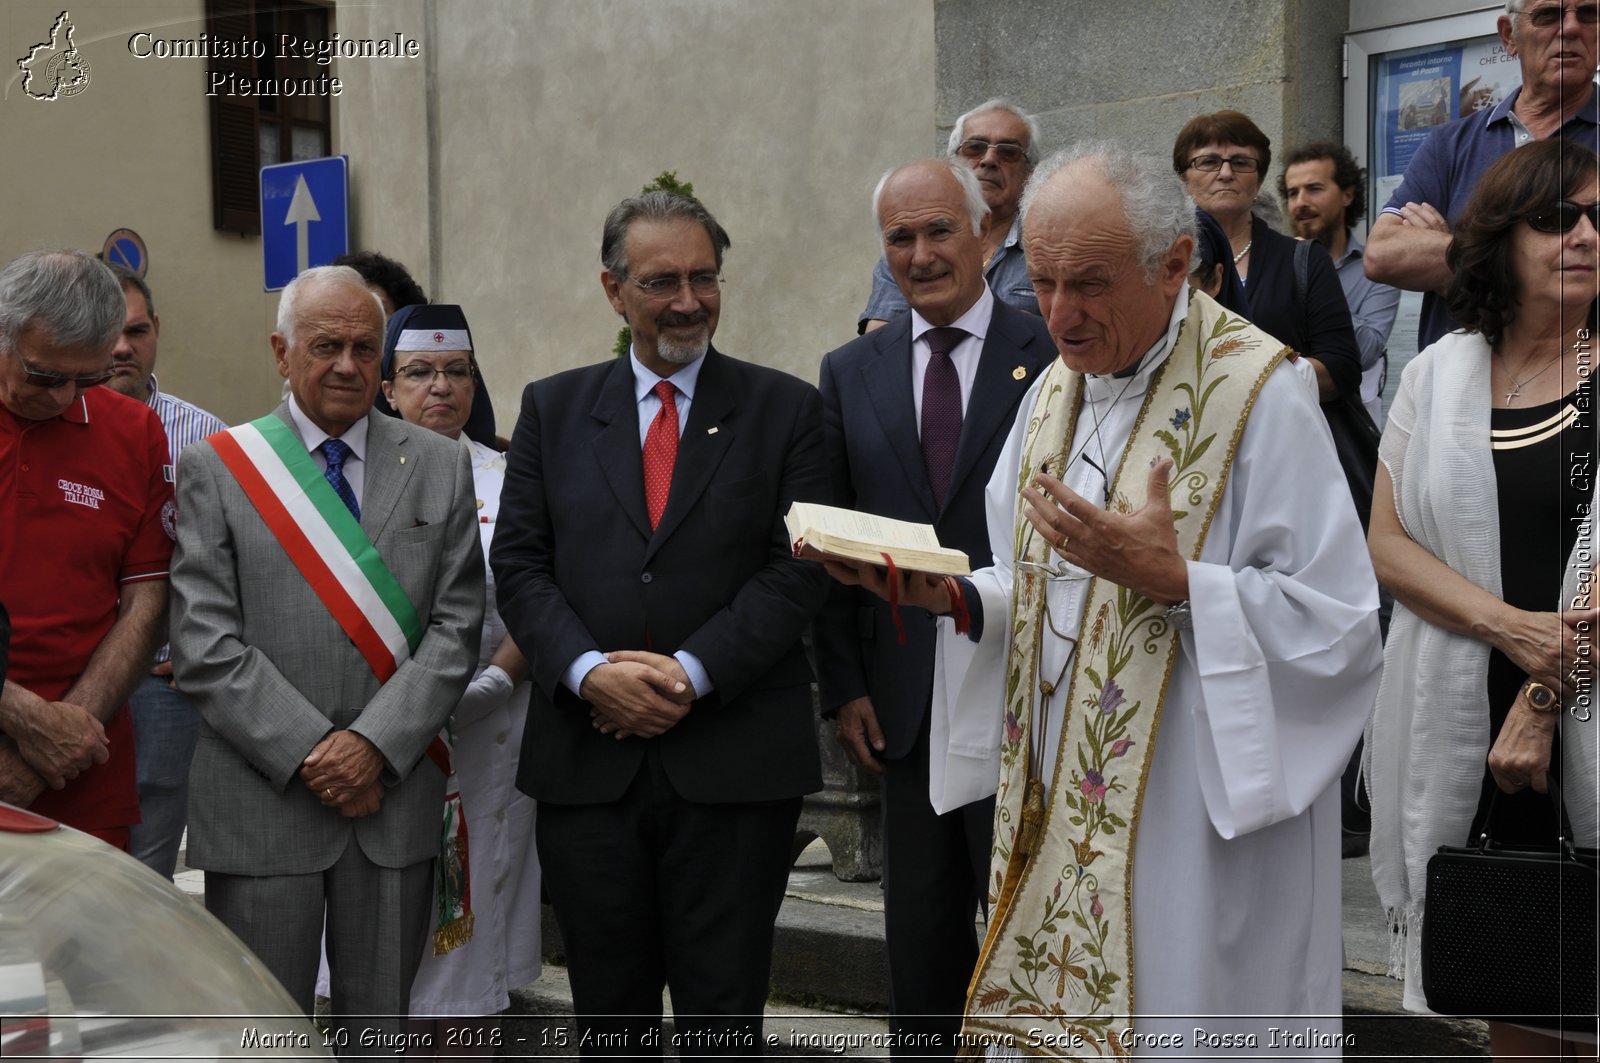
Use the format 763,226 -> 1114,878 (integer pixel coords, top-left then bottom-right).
1058,531 -> 1070,550
325,788 -> 334,799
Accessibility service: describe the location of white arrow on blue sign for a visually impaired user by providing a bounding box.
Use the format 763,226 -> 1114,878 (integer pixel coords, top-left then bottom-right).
260,156 -> 349,291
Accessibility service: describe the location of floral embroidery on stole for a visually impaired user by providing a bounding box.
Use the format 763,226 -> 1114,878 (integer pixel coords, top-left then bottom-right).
960,294 -> 1286,1058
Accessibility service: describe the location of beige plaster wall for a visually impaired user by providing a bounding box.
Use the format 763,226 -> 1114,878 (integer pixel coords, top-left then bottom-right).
337,0 -> 937,430
0,0 -> 284,426
3,0 -> 933,426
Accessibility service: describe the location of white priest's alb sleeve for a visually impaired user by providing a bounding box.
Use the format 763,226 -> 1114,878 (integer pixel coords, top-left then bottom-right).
928,374 -> 1039,814
1181,366 -> 1383,839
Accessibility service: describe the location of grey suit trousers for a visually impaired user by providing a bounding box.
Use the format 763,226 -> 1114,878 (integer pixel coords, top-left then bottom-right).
206,838 -> 432,1049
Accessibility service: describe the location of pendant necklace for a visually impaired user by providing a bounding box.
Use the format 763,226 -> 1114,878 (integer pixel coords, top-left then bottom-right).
1500,348 -> 1566,405
1018,364 -> 1142,857
1019,639 -> 1073,859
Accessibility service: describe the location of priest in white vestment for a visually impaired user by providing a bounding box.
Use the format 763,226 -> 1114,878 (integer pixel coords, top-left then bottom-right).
828,144 -> 1383,1060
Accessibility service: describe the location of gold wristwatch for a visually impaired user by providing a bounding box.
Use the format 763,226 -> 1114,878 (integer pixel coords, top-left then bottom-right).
1520,679 -> 1560,714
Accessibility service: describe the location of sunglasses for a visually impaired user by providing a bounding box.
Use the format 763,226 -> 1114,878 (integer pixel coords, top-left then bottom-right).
9,347 -> 114,389
1514,3 -> 1600,27
1527,199 -> 1600,233
955,139 -> 1029,165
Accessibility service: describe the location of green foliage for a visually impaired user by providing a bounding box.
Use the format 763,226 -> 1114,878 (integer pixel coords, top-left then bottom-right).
615,171 -> 700,357
642,171 -> 696,200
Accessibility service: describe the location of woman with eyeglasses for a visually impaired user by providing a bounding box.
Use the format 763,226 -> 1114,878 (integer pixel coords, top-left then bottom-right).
379,303 -> 541,1057
1172,110 -> 1362,407
1366,139 -> 1598,1059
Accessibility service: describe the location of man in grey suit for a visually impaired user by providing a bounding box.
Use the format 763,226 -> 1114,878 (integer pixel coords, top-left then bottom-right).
170,266 -> 483,1041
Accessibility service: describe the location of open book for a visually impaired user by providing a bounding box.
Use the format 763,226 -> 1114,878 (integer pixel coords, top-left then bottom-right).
785,501 -> 971,577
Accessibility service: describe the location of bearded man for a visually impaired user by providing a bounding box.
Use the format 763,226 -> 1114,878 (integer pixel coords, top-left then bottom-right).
492,190 -> 831,1057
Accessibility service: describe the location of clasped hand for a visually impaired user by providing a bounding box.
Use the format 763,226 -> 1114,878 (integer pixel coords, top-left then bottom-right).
7,692 -> 109,790
1488,693 -> 1558,795
301,730 -> 385,817
582,651 -> 696,739
1494,607 -> 1598,700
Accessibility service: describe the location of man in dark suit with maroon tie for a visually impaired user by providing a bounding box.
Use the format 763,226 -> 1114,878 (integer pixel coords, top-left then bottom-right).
492,190 -> 830,1057
815,159 -> 1053,1058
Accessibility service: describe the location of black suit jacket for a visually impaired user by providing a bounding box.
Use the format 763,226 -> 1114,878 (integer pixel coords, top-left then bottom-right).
492,348 -> 830,805
813,300 -> 1054,759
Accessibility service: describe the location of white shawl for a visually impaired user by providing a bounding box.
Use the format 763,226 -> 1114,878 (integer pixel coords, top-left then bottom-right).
1365,330 -> 1600,1011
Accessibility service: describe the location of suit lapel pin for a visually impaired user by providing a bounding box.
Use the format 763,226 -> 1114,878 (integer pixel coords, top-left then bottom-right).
707,426 -> 719,435
1012,366 -> 1027,380
399,456 -> 407,465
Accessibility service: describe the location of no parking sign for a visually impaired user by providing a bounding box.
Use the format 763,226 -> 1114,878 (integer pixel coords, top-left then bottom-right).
102,228 -> 147,276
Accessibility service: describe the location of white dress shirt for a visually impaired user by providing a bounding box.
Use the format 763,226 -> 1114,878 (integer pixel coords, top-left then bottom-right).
286,393 -> 369,505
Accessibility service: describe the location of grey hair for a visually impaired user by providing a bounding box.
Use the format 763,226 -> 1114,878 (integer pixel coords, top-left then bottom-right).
1253,188 -> 1287,233
600,191 -> 731,278
870,159 -> 991,236
275,265 -> 383,340
1021,141 -> 1198,283
108,263 -> 155,319
0,249 -> 125,355
947,99 -> 1043,167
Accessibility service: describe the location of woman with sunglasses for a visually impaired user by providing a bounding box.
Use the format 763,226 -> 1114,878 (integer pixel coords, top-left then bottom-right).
1366,139 -> 1599,1059
380,303 -> 541,1057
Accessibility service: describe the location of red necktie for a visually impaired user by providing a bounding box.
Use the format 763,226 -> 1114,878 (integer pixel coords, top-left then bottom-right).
643,380 -> 679,528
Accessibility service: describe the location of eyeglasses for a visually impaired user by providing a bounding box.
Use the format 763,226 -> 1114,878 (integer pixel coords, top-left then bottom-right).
1514,3 -> 1599,28
955,139 -> 1029,165
626,272 -> 722,300
1013,456 -> 1108,583
1527,199 -> 1600,233
1187,154 -> 1261,174
392,362 -> 476,386
7,346 -> 114,390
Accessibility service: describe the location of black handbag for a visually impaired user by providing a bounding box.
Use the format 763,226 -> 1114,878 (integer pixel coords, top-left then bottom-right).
1320,392 -> 1381,531
1420,774 -> 1599,1029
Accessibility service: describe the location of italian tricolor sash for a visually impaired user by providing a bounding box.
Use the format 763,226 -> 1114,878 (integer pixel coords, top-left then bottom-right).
209,413 -> 473,955
960,293 -> 1285,1057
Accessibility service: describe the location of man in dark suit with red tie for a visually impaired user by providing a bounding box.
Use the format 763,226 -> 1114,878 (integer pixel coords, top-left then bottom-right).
492,191 -> 830,1057
815,159 -> 1053,1058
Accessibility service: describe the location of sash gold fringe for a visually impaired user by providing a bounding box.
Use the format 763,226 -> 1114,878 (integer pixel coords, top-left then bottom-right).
432,911 -> 475,957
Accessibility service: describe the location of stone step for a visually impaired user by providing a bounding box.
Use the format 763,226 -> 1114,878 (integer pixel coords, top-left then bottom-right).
176,842 -> 1490,1059
504,965 -> 888,1060
530,848 -> 1487,1058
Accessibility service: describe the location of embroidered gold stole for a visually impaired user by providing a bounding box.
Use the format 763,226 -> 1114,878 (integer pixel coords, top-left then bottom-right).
960,293 -> 1286,1057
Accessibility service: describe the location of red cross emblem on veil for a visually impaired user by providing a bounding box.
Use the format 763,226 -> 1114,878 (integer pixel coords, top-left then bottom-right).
433,332 -> 445,343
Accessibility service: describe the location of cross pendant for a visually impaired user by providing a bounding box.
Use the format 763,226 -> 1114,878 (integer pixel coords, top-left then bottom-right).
1505,384 -> 1521,405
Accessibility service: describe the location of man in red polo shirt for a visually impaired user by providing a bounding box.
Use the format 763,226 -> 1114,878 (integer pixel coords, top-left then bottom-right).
0,249 -> 174,850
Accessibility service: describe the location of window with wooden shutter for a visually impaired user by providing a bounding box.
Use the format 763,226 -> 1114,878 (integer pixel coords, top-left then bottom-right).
205,0 -> 334,235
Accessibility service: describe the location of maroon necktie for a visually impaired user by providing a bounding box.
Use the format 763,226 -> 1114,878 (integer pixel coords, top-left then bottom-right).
643,380 -> 679,528
921,327 -> 966,508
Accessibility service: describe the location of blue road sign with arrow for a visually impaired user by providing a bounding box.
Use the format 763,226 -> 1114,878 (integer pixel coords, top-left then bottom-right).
260,156 -> 349,291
